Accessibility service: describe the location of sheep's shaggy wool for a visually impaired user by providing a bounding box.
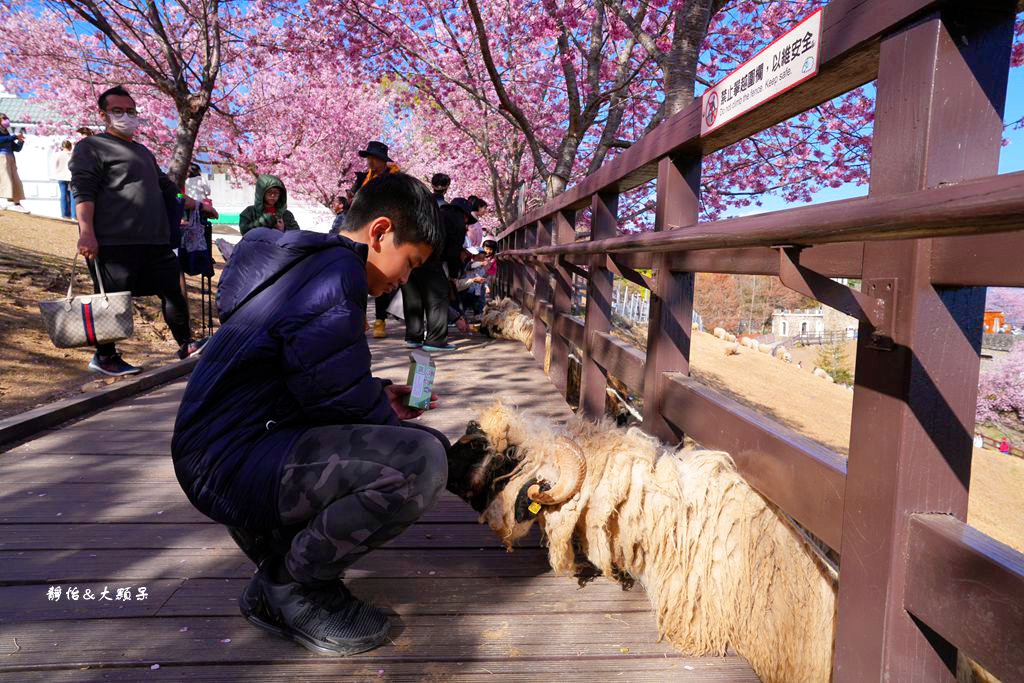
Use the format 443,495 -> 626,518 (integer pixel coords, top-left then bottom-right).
454,402 -> 838,683
479,298 -> 535,350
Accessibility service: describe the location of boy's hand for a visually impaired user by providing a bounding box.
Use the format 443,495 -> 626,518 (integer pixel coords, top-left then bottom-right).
385,383 -> 439,420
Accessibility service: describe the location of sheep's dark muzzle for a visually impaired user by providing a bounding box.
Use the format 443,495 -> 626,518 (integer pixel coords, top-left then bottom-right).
446,422 -> 521,513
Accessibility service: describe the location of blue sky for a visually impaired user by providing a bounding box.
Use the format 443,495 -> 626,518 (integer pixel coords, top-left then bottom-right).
724,63 -> 1024,217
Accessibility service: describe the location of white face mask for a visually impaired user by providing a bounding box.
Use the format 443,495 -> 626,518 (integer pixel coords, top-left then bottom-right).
108,112 -> 140,136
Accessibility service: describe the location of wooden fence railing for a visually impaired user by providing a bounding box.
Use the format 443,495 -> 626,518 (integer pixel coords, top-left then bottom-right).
491,0 -> 1024,680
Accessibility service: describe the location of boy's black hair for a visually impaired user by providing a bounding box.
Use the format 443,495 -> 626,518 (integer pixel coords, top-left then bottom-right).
467,195 -> 488,211
98,85 -> 134,110
431,173 -> 451,189
341,172 -> 444,255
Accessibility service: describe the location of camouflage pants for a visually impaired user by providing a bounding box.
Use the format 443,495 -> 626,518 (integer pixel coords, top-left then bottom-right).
275,422 -> 449,585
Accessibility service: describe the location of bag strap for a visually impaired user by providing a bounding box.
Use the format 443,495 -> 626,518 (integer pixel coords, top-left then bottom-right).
220,249 -> 318,323
66,253 -> 106,301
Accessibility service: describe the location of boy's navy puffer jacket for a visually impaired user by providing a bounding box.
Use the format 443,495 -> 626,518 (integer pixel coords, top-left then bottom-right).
171,228 -> 397,529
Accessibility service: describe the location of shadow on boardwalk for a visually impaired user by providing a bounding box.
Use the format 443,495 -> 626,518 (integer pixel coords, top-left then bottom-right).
0,325 -> 758,681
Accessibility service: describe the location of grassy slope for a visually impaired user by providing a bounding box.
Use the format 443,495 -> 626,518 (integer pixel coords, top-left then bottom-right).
689,329 -> 1024,553
0,211 -> 217,418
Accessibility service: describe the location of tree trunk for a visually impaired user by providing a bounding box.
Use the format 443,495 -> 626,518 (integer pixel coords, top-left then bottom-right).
663,0 -> 718,116
166,108 -> 206,187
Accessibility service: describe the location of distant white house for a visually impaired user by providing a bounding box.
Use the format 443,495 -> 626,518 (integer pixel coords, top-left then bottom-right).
772,306 -> 858,339
0,90 -> 333,232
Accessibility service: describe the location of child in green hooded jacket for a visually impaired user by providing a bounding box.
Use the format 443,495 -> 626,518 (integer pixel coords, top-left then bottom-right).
239,174 -> 300,234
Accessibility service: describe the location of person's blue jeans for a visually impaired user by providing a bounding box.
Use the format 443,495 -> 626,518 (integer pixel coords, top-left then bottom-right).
57,181 -> 74,219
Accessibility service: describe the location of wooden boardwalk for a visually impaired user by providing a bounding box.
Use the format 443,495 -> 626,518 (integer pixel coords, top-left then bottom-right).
0,328 -> 758,681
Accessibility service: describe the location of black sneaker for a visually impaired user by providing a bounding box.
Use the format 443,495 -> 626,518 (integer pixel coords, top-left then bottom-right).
239,565 -> 390,656
88,352 -> 142,376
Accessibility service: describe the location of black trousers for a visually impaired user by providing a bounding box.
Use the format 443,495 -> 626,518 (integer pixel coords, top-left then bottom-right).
87,244 -> 190,356
374,291 -> 394,321
401,265 -> 449,346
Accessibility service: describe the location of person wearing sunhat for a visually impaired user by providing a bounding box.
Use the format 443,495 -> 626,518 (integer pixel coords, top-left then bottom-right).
401,197 -> 476,351
348,141 -> 399,200
350,141 -> 401,338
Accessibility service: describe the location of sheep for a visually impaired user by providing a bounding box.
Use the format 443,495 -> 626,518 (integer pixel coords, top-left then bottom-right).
725,332 -> 737,343
758,342 -> 772,354
724,343 -> 740,356
713,327 -> 727,340
783,352 -> 793,363
739,337 -> 757,350
480,298 -> 535,351
772,345 -> 789,360
446,402 -> 837,683
812,367 -> 835,382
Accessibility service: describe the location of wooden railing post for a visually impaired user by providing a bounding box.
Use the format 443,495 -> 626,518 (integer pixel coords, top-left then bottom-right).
496,235 -> 508,298
533,218 -> 553,366
550,211 -> 576,399
833,5 -> 1014,681
522,222 -> 538,313
511,230 -> 526,303
579,191 -> 617,420
641,155 -> 700,444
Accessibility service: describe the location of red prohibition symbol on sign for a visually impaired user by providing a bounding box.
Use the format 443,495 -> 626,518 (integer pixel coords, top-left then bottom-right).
705,91 -> 718,128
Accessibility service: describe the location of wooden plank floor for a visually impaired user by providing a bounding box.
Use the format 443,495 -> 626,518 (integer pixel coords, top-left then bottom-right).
0,326 -> 759,681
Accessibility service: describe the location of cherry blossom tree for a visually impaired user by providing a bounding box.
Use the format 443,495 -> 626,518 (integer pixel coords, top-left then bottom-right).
976,342 -> 1024,435
0,0 -> 499,217
278,0 -> 874,223
0,0 -> 240,185
2,0 -> 1019,225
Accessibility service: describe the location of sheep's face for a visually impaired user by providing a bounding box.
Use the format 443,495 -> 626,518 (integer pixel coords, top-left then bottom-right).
446,420 -> 547,544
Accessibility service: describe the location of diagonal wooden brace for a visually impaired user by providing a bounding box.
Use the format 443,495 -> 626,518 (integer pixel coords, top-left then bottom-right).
607,255 -> 657,291
776,246 -> 897,348
558,255 -> 590,280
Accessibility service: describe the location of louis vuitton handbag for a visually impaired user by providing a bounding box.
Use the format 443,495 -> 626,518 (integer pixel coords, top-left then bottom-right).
38,254 -> 133,348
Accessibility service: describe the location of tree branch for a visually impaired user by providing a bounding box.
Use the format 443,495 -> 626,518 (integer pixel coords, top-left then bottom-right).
465,0 -> 550,180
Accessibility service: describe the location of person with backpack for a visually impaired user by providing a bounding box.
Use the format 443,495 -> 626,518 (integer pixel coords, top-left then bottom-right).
172,172 -> 447,657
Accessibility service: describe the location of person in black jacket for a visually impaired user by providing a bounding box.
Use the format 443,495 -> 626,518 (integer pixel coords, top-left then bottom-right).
430,172 -> 450,206
400,197 -> 475,351
172,172 -> 447,657
71,85 -> 203,375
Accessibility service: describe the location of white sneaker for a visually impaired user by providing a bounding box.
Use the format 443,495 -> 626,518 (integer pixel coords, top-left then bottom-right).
7,204 -> 29,213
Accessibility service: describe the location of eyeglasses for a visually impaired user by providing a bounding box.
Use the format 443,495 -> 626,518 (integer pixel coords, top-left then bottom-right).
106,107 -> 139,116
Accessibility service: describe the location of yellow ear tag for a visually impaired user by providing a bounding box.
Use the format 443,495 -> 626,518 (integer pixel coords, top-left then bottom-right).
528,502 -> 542,515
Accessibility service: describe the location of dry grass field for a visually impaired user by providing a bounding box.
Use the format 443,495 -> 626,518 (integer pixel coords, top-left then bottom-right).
0,211 -> 219,418
689,329 -> 1024,553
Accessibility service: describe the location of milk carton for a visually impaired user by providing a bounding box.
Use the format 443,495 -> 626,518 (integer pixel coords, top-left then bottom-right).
405,349 -> 436,410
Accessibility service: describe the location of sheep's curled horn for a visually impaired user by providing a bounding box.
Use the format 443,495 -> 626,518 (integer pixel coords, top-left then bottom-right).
526,437 -> 586,505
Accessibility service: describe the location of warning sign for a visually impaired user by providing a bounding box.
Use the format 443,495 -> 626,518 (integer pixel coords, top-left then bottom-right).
700,9 -> 823,136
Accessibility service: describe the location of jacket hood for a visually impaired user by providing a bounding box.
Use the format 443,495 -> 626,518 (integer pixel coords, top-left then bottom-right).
217,229 -> 367,322
254,174 -> 288,212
